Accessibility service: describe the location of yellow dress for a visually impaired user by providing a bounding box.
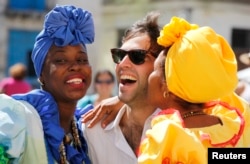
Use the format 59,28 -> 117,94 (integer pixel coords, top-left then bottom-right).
138,93 -> 250,164
138,110 -> 207,164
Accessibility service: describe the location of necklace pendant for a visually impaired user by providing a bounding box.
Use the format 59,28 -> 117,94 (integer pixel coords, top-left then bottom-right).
65,135 -> 71,144
59,117 -> 83,163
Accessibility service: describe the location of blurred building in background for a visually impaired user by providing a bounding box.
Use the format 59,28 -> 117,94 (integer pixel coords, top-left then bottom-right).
0,0 -> 250,91
0,0 -> 56,88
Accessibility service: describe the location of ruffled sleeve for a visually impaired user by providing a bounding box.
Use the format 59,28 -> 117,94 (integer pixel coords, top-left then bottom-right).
138,114 -> 206,164
0,94 -> 27,162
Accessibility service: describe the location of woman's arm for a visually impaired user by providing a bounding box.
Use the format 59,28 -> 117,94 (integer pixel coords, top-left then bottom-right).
81,96 -> 124,128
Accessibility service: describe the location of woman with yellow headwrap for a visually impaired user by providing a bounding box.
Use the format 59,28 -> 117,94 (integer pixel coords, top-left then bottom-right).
138,17 -> 250,163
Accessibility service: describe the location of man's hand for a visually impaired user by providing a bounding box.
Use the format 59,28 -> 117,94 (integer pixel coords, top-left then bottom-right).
81,96 -> 124,128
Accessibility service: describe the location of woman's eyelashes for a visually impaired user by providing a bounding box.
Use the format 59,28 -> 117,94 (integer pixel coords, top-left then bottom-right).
53,57 -> 89,65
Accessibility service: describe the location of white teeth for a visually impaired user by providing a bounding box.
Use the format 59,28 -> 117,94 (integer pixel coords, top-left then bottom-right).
67,78 -> 82,84
120,75 -> 136,81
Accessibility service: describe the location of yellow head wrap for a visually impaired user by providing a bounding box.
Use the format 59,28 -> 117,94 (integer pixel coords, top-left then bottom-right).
158,17 -> 238,103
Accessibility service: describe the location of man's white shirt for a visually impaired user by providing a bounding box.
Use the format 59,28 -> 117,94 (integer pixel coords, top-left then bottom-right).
82,105 -> 161,164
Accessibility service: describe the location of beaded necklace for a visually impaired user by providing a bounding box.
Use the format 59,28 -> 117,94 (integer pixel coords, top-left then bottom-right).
59,118 -> 82,164
181,111 -> 206,119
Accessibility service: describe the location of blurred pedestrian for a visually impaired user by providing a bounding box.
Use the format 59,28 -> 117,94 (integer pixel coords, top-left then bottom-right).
235,52 -> 250,103
0,63 -> 32,95
235,80 -> 250,103
239,51 -> 250,66
77,69 -> 115,108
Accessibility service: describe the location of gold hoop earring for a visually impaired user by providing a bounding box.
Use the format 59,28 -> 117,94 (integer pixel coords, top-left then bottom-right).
37,78 -> 44,86
163,91 -> 169,98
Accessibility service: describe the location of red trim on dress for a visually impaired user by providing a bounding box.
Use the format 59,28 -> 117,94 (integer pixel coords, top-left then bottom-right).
204,101 -> 245,147
157,101 -> 245,147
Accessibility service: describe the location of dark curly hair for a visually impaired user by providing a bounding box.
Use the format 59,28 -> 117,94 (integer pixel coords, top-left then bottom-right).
122,11 -> 165,58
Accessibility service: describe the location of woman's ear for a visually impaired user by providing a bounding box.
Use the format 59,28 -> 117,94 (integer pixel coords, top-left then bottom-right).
161,79 -> 169,98
161,79 -> 167,91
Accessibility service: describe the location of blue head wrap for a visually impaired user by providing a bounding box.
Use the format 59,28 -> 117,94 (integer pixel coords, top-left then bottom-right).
32,5 -> 95,77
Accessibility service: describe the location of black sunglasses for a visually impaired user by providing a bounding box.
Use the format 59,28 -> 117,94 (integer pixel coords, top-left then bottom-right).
111,48 -> 150,65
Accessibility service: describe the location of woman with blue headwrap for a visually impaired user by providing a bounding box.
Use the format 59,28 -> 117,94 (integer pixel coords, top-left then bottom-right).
0,5 -> 94,163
